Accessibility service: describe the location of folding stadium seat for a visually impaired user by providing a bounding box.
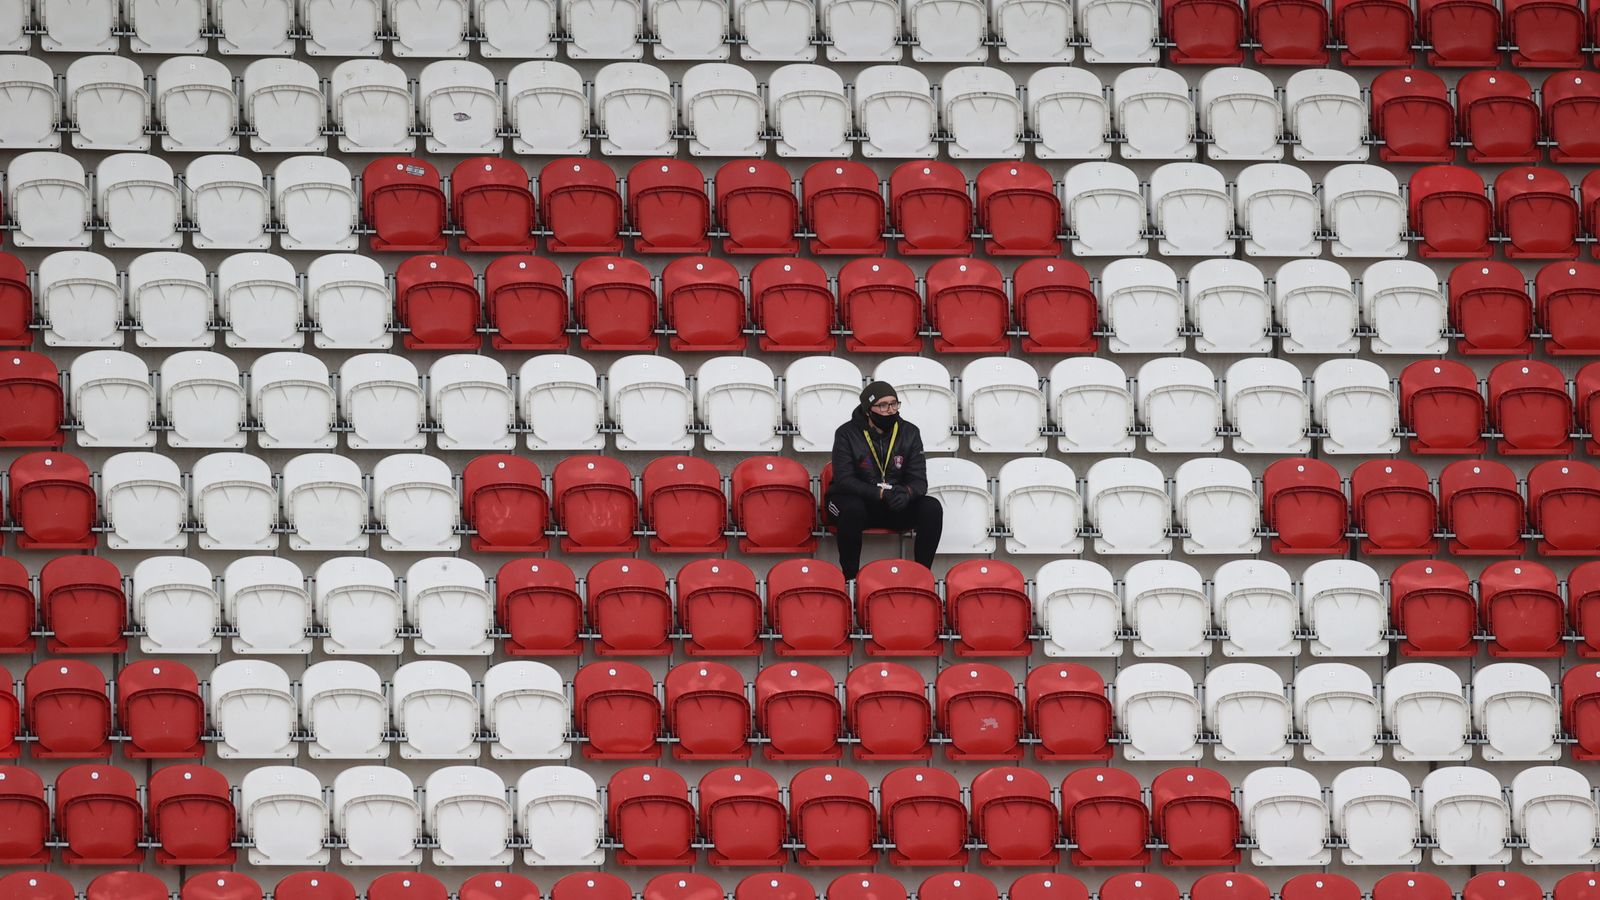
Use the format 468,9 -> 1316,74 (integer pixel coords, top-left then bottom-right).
483,258 -> 564,349
627,161 -> 711,255
208,660 -> 297,759
420,64 -> 499,152
850,559 -> 940,657
371,455 -> 459,552
155,59 -> 238,154
785,358 -> 861,453
855,67 -> 938,158
331,767 -> 425,866
890,162 -> 974,256
829,875 -> 909,900
588,559 -> 673,656
843,662 -> 932,760
663,260 -> 746,351
26,659 -> 111,758
8,155 -> 90,250
251,354 -> 337,449
1149,164 -> 1234,256
1332,0 -> 1414,61
1123,560 -> 1210,656
1165,0 -> 1244,62
1209,560 -> 1297,656
1456,73 -> 1539,166
1032,560 -> 1120,658
1026,69 -> 1112,160
1422,768 -> 1512,864
0,56 -> 60,151
1513,768 -> 1600,863
727,458 -> 813,554
941,69 -> 1024,158
56,765 -> 143,864
519,357 -> 604,450
1357,261 -> 1445,354
1582,364 -> 1600,454
1333,771 -> 1424,865
102,453 -> 188,552
64,58 -> 148,153
1081,0 -> 1159,59
1044,359 -> 1132,455
215,253 -> 301,349
1539,261 -> 1600,353
766,66 -> 850,157
392,660 -> 481,759
1084,458 -> 1172,555
447,162 -> 533,253
1348,459 -> 1437,555
1472,663 -> 1559,760
902,0 -> 985,60
461,456 -> 549,554
944,559 -> 1029,656
1439,459 -> 1526,555
1102,260 -> 1181,351
958,769 -> 1056,866
875,357 -> 958,451
275,158 -> 359,252
609,356 -> 694,451
678,560 -> 759,654
117,660 -> 203,759
1545,71 -> 1600,163
1294,664 -> 1381,760
482,660 -> 571,759
1223,358 -> 1310,453
990,0 -> 1076,58
1567,664 -> 1600,758
789,767 -> 877,865
37,558 -> 121,657
313,559 -> 406,659
1529,460 -> 1600,556
608,767 -> 697,866
405,558 -> 493,655
1388,559 -> 1477,657
595,65 -> 676,157
241,61 -> 325,151
665,661 -> 752,760
301,661 -> 389,759
0,872 -> 74,900
96,155 -> 181,250
1192,876 -> 1271,900
961,357 -> 1045,450
460,873 -> 540,900
1174,458 -> 1260,555
518,765 -> 607,864
766,559 -> 852,656
366,874 -> 448,900
715,162 -> 799,254
393,257 -> 480,350
0,352 -> 62,448
1114,69 -> 1198,160
937,664 -> 1024,759
1276,260 -> 1359,354
1249,0 -> 1330,62
1323,164 -> 1406,257
1556,877 -> 1600,900
122,253 -> 211,348
1371,73 -> 1454,161
1495,168 -> 1580,260
130,556 -> 221,657
1117,664 -> 1203,759
879,767 -> 969,866
1021,667 -> 1110,763
9,451 -> 95,550
1385,662 -> 1473,761
433,356 -> 519,450
241,768 -> 329,867
974,163 -> 1060,258
681,65 -> 764,157
1420,0 -> 1502,63
1571,563 -> 1600,658
1487,360 -> 1572,454
696,768 -> 786,865
283,454 -> 370,552
179,158 -> 269,251
223,557 -> 309,654
1240,769 -> 1331,865
803,161 -> 886,254
756,665 -> 843,761
649,0 -> 729,58
1151,768 -> 1240,866
923,458 -> 995,553
364,160 -> 447,253
1136,357 -> 1223,452
574,258 -> 656,350
1261,458 -> 1348,555
1231,168 -> 1317,258
423,768 -> 513,866
1060,767 -> 1151,865
504,64 -> 590,156
1412,167 -> 1495,258
0,255 -> 31,349
566,0 -> 644,57
0,562 -> 30,656
1400,360 -> 1485,454
301,0 -> 381,53
839,259 -> 921,352
331,62 -> 414,153
997,458 -> 1082,556
553,456 -> 639,552
1312,359 -> 1401,454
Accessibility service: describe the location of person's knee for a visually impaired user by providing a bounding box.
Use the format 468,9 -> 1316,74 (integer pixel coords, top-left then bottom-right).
829,496 -> 868,528
914,495 -> 943,526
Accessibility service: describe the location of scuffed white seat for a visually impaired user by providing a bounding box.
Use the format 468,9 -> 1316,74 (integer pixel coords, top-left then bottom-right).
1242,767 -> 1332,865
1124,559 -> 1209,656
331,61 -> 415,153
70,351 -> 154,446
769,65 -> 851,158
1189,260 -> 1272,354
942,68 -> 1024,159
1063,163 -> 1146,256
1276,258 -> 1361,354
303,0 -> 383,55
821,0 -> 901,60
40,251 -> 119,344
276,158 -> 360,252
431,355 -> 516,451
1104,260 -> 1184,354
998,457 -> 1082,555
595,63 -> 676,156
518,767 -> 606,866
1225,357 -> 1311,455
426,768 -> 513,866
1049,357 -> 1135,453
156,57 -> 238,152
97,154 -> 181,249
340,354 -> 426,450
1114,68 -> 1195,159
1035,559 -> 1119,656
1213,559 -> 1298,656
1421,767 -> 1511,865
1207,665 -> 1293,761
1385,663 -> 1472,762
1028,69 -> 1110,159
1137,356 -> 1222,453
104,452 -> 187,550
0,56 -> 61,149
1473,663 -> 1560,762
283,453 -> 369,551
1287,69 -> 1368,162
242,768 -> 330,867
1149,162 -> 1233,256
652,0 -> 729,58
1295,663 -> 1381,762
132,556 -> 218,653
874,357 -> 958,452
508,62 -> 591,155
1512,767 -> 1600,865
392,660 -> 481,759
302,660 -> 391,757
1332,767 -> 1421,865
1115,663 -> 1202,759
1314,358 -> 1401,454
195,454 -> 279,552
736,0 -> 816,60
162,353 -> 247,449
215,0 -> 295,53
925,456 -> 995,553
1362,259 -> 1448,354
478,0 -> 557,56
485,661 -> 571,759
223,556 -> 307,653
186,156 -> 272,250
1237,164 -> 1320,257
854,66 -> 936,158
609,355 -> 694,451
421,61 -> 502,154
210,660 -> 298,759
219,253 -> 304,349
1199,68 -> 1282,161
307,254 -> 390,348
520,355 -> 606,450
391,0 -> 470,56
962,357 -> 1046,453
9,154 -> 92,248
314,559 -> 402,658
1324,164 -> 1407,257
66,56 -> 148,150
373,454 -> 460,552
908,0 -> 987,60
683,63 -> 764,157
785,357 -> 862,452
243,60 -> 327,153
1174,457 -> 1259,554
1085,457 -> 1171,555
993,0 -> 1073,60
406,557 -> 493,655
334,768 -> 423,866
565,0 -> 644,58
251,353 -> 337,449
128,251 -> 212,347
1303,559 -> 1387,656
697,356 -> 782,452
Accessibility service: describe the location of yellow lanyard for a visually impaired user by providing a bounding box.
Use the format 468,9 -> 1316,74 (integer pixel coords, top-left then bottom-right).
863,422 -> 899,481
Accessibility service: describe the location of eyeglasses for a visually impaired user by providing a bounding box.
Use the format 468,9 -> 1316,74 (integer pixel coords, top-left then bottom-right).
871,400 -> 901,412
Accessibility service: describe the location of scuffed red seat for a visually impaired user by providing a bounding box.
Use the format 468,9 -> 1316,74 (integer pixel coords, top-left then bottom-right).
1508,0 -> 1584,64
1351,459 -> 1438,555
362,157 -> 446,252
1373,874 -> 1454,900
1419,0 -> 1502,64
498,559 -> 583,656
463,455 -> 549,553
0,558 -> 31,655
553,455 -> 639,553
550,875 -> 631,900
1400,360 -> 1486,454
1496,167 -> 1578,258
925,258 -> 1009,353
678,559 -> 760,656
541,158 -> 623,253
1262,458 -> 1348,554
1488,360 -> 1573,454
699,767 -> 786,866
840,258 -> 922,353
717,160 -> 799,255
1479,558 -> 1564,655
628,159 -> 711,255
977,162 -> 1061,256
857,559 -> 942,656
790,768 -> 878,866
1450,261 -> 1533,353
736,874 -> 812,900
662,257 -> 746,351
1546,72 -> 1600,163
57,765 -> 143,865
846,662 -> 932,761
1249,0 -> 1331,62
1391,558 -> 1477,655
1335,0 -> 1415,63
1583,362 -> 1600,453
1372,71 -> 1455,162
588,558 -> 672,656
757,663 -> 842,760
150,764 -> 236,865
10,452 -> 97,550
117,660 -> 204,758
0,351 -> 63,447
1571,560 -> 1600,655
1151,767 -> 1240,866
1564,663 -> 1600,756
767,558 -> 852,656
40,556 -> 126,654
1165,0 -> 1246,61
937,664 -> 1023,761
26,659 -> 110,758
0,769 -> 49,863
1440,459 -> 1527,555
804,161 -> 886,255
395,255 -> 480,349
880,767 -> 969,867
1061,767 -> 1150,866
1529,459 -> 1600,556
574,257 -> 657,351
460,875 -> 538,900
486,256 -> 568,350
1014,260 -> 1097,354
732,457 -> 817,554
641,456 -> 728,554
1010,876 -> 1089,900
1538,260 -> 1600,354
609,766 -> 697,866
1027,664 -> 1113,761
751,259 -> 835,352
971,768 -> 1059,866
1101,876 -> 1179,900
452,157 -> 536,252
0,254 -> 31,348
890,161 -> 972,256
946,559 -> 1030,656
1457,72 -> 1540,163
367,875 -> 445,900
575,661 -> 661,760
1411,167 -> 1493,258
1280,876 -> 1359,900
827,875 -> 904,900
0,873 -> 74,900
665,660 -> 751,760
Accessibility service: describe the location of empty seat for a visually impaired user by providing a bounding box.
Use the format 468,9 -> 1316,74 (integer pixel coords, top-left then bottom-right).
757,666 -> 842,760
70,351 -> 154,447
1313,358 -> 1400,454
1048,358 -> 1134,453
629,159 -> 711,254
1236,165 -> 1318,257
1363,260 -> 1447,353
678,559 -> 759,654
1224,357 -> 1310,454
9,452 -> 97,550
1334,770 -> 1422,865
1241,768 -> 1331,865
1538,260 -> 1600,354
1263,458 -> 1348,554
716,161 -> 799,254
1529,460 -> 1600,556
283,454 -> 369,551
1213,560 -> 1298,656
1062,767 -> 1151,864
1323,164 -> 1406,257
223,557 -> 308,654
518,356 -> 604,450
333,767 -> 423,865
1138,357 -> 1222,452
767,66 -> 849,157
1351,459 -> 1438,555
840,259 -> 921,352
517,769 -> 605,867
157,58 -> 238,153
508,64 -> 590,155
1401,359 -> 1485,453
1420,0 -> 1501,64
427,355 -> 518,449
574,661 -> 661,758
666,661 -> 753,759
1545,71 -> 1600,163
785,358 -> 861,453
487,257 -> 566,349
132,556 -> 217,654
1115,68 -> 1197,159
1080,0 -> 1159,59
589,558 -> 673,656
27,660 -> 112,758
609,767 -> 696,866
126,252 -> 211,348
1028,69 -> 1112,159
1285,69 -> 1368,161
1152,768 -> 1240,866
923,457 -> 994,553
1035,560 -> 1120,657
217,253 -> 302,349
1513,768 -> 1600,863
944,562 -> 1030,656
1386,662 -> 1472,760
451,159 -> 535,252
855,67 -> 935,158
0,561 -> 32,656
1124,560 -> 1210,656
301,0 -> 382,53
880,767 -> 968,865
56,765 -> 143,864
997,457 -> 1082,555
0,254 -> 32,348
663,258 -> 744,350
194,453 -> 280,549
243,61 -> 325,152
1026,664 -> 1113,760
66,57 -> 149,152
0,56 -> 60,151
497,560 -> 581,656
103,453 -> 187,551
423,768 -> 512,866
1295,663 -> 1382,760
372,454 -> 459,552
698,357 -> 780,451
251,354 -> 337,449
1150,163 -> 1233,256
1412,166 -> 1494,258
275,158 -> 359,251
39,556 -> 125,653
970,768 -> 1058,865
1440,459 -> 1526,555
97,154 -> 181,249
595,64 -> 674,156
392,661 -> 480,758
185,157 -> 271,250
405,558 -> 492,655
1276,259 -> 1359,353
1458,78 -> 1537,169
803,161 -> 886,254
1504,174 -> 1583,268
575,258 -> 656,350
1116,664 -> 1203,759
331,61 -> 414,153
1103,259 -> 1181,351
9,155 -> 91,249
767,559 -> 852,657
1174,458 -> 1260,554
1085,458 -> 1171,554
210,660 -> 297,758
1390,559 -> 1476,656
1488,360 -> 1572,454
1199,69 -> 1281,160
242,768 -> 330,867
846,662 -> 932,760
395,259 -> 482,352
302,657 -> 387,756
481,662 -> 570,760
463,456 -> 548,553
609,355 -> 692,451
906,0 -> 987,59
681,64 -> 763,156
961,357 -> 1044,450
1250,0 -> 1330,61
1421,767 -> 1511,864
891,161 -> 974,256
420,63 -> 498,152
1474,663 -> 1560,759
553,456 -> 639,552
364,158 -> 447,252
942,69 -> 1023,158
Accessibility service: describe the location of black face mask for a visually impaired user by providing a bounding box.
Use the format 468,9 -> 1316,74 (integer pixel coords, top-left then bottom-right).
869,410 -> 899,430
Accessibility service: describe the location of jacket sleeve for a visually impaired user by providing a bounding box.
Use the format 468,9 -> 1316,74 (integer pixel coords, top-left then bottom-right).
902,429 -> 928,496
830,428 -> 881,499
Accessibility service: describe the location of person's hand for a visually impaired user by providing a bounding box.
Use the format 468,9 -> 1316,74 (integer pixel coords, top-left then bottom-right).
885,486 -> 911,512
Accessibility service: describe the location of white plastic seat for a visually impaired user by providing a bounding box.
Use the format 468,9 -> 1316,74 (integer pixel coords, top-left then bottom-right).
961,357 -> 1046,453
942,68 -> 1023,158
1295,663 -> 1381,762
426,768 -> 512,866
303,660 -> 390,757
392,660 -> 480,759
1213,559 -> 1297,656
194,455 -> 278,551
1313,358 -> 1400,454
768,66 -> 851,157
735,0 -> 815,59
97,154 -> 181,249
485,661 -> 571,760
993,0 -> 1073,60
9,154 -> 91,248
908,0 -> 987,60
216,0 -> 295,53
66,57 -> 148,151
478,0 -> 557,56
420,61 -> 500,154
132,556 -> 218,653
854,66 -> 936,158
821,0 -> 901,59
1287,69 -> 1368,162
1114,663 -> 1201,759
1048,357 -> 1135,453
155,58 -> 238,153
128,252 -> 212,347
47,0 -> 120,49
1206,666 -> 1293,761
105,453 -> 186,550
1137,357 -> 1222,453
595,63 -> 676,156
0,0 -> 23,49
1027,69 -> 1109,159
609,355 -> 694,451
242,767 -> 330,866
1225,357 -> 1311,454
1063,163 -> 1146,256
276,158 -> 359,252
219,253 -> 304,349
314,559 -> 402,657
243,61 -> 326,153
1079,0 -> 1156,61
1276,258 -> 1361,353
307,254 -> 390,348
1199,68 -> 1282,161
508,62 -> 590,155
1362,260 -> 1447,354
391,0 -> 470,56
1114,68 -> 1195,159
186,157 -> 271,250
70,351 -> 154,446
283,453 -> 369,551
1188,260 -> 1270,354
39,252 -> 118,345
518,767 -> 606,866
334,768 -> 423,866
1174,458 -> 1259,554
1241,767 -> 1332,865
1104,260 -> 1182,353
1473,663 -> 1560,761
1332,768 -> 1421,865
430,355 -> 515,451
210,660 -> 298,759
1421,767 -> 1511,865
925,456 -> 994,553
1236,164 -> 1320,257
566,0 -> 644,57
1385,663 -> 1472,762
652,0 -> 729,58
302,0 -> 382,55
1302,559 -> 1387,656
1085,457 -> 1171,555
873,357 -> 957,452
1512,767 -> 1600,865
331,61 -> 414,153
1149,162 -> 1232,256
1035,559 -> 1118,656
697,356 -> 782,452
520,355 -> 606,450
340,355 -> 426,450
785,357 -> 862,453
1323,164 -> 1407,257
223,556 -> 307,653
252,353 -> 337,449
997,457 -> 1082,555
373,454 -> 460,552
1124,559 -> 1208,656
406,558 -> 492,655
163,353 -> 247,449
682,63 -> 764,156
0,56 -> 61,149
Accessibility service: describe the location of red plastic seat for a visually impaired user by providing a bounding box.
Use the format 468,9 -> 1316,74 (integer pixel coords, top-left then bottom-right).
804,162 -> 886,255
767,558 -> 852,656
1280,876 -> 1359,900
919,875 -> 997,900
1262,458 -> 1349,554
1457,72 -> 1540,163
1546,71 -> 1600,163
826,875 -> 904,900
498,559 -> 582,656
575,660 -> 661,760
946,559 -> 1030,656
1538,260 -> 1600,354
573,256 -> 657,351
117,660 -> 204,758
0,873 -> 76,900
1479,558 -> 1564,655
368,875 -> 446,900
1450,261 -> 1533,353
1372,71 -> 1455,162
717,160 -> 799,255
1351,459 -> 1438,555
1373,874 -> 1454,900
678,559 -> 759,656
486,256 -> 568,350
9,452 -> 97,550
925,258 -> 1009,353
736,874 -> 812,900
1529,459 -> 1600,555
589,558 -> 672,656
628,159 -> 711,255
149,764 -> 235,865
880,767 -> 969,867
1584,171 -> 1600,260
1391,559 -> 1477,656
1193,876 -> 1270,900
0,558 -> 31,655
1400,359 -> 1486,454
551,875 -> 631,900
1419,0 -> 1502,63
463,455 -> 549,553
840,258 -> 922,353
846,662 -> 932,761
1101,877 -> 1179,900
665,660 -> 751,760
56,764 -> 143,865
643,874 -> 720,900
26,659 -> 110,758
1571,561 -> 1600,655
1411,167 -> 1494,258
182,873 -> 259,900
1440,459 -> 1527,555
889,161 -> 973,256
1488,359 -> 1573,454
87,874 -> 171,900
1061,768 -> 1150,866
1334,0 -> 1415,63
1249,0 -> 1330,62
1464,874 -> 1542,900
394,254 -> 480,349
757,663 -> 842,761
1165,0 -> 1246,62
1508,0 -> 1584,64
553,456 -> 639,553
0,665 -> 16,758
1565,663 -> 1600,757
541,158 -> 623,253
732,457 -> 817,554
662,257 -> 746,351
363,157 -> 446,251
40,556 -> 126,654
609,766 -> 697,866
1013,259 -> 1097,354
460,875 -> 538,900
857,559 -> 942,656
977,162 -> 1061,257
1556,876 -> 1600,900
699,767 -> 786,866
641,456 -> 728,554
0,254 -> 30,348
452,157 -> 536,252
1497,167 -> 1579,258
0,769 -> 48,863
1026,664 -> 1113,761
1583,362 -> 1600,453
751,258 -> 835,352
1151,768 -> 1239,866
970,767 -> 1059,866
0,351 -> 63,447
790,768 -> 877,866
936,664 -> 1023,761
273,874 -> 357,900
1011,877 -> 1089,900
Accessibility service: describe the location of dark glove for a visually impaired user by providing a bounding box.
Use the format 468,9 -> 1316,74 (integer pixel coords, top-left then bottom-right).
885,486 -> 911,512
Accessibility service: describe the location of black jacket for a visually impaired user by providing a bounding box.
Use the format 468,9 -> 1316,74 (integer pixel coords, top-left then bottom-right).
827,408 -> 928,502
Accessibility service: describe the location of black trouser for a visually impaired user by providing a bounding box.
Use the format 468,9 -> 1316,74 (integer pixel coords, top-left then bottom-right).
827,494 -> 943,579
